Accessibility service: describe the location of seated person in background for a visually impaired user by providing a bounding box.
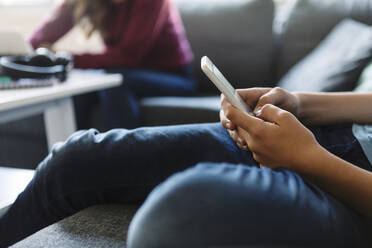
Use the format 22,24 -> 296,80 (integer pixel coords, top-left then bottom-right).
29,0 -> 196,130
1,86 -> 372,247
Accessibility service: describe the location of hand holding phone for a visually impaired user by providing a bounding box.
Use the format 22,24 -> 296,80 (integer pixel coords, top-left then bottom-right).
201,56 -> 252,114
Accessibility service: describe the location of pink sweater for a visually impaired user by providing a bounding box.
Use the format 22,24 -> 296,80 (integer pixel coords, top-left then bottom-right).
29,0 -> 193,70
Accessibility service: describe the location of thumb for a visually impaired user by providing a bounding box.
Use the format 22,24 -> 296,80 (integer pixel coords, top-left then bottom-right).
255,104 -> 289,125
236,88 -> 271,107
254,88 -> 284,115
225,104 -> 264,133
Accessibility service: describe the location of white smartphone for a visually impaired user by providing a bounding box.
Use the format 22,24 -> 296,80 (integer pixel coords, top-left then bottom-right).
201,56 -> 252,114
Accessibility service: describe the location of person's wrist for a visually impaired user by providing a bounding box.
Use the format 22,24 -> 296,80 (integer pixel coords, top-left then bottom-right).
293,92 -> 315,125
291,143 -> 329,175
292,92 -> 304,118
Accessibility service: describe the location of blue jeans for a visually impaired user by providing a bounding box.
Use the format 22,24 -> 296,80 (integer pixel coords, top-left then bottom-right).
74,65 -> 196,130
0,123 -> 371,247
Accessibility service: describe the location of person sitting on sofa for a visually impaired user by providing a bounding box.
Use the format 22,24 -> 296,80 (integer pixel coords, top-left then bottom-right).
29,0 -> 196,130
1,87 -> 372,247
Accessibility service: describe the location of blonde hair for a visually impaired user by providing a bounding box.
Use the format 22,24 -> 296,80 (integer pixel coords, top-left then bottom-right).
69,0 -> 121,39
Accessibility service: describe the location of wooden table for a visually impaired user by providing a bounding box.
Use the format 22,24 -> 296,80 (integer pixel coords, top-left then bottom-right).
0,70 -> 121,213
0,70 -> 122,150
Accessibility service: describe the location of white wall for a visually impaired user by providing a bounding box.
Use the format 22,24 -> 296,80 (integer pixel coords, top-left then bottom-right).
0,0 -> 289,54
0,4 -> 104,54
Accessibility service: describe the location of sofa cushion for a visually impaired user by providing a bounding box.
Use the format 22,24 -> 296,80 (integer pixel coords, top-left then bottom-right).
278,19 -> 372,92
12,205 -> 138,248
140,96 -> 220,126
175,0 -> 275,93
275,0 -> 372,80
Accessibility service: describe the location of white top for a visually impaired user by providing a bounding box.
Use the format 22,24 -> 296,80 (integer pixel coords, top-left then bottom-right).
353,124 -> 372,166
351,65 -> 372,166
0,70 -> 122,112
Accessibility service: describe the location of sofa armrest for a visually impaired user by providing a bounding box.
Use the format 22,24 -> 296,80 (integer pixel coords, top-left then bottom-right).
12,205 -> 138,248
140,96 -> 220,126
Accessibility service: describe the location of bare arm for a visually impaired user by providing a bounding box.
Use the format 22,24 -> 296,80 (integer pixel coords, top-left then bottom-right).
295,92 -> 372,217
222,88 -> 372,152
296,92 -> 372,125
220,88 -> 372,218
300,145 -> 372,219
28,1 -> 75,49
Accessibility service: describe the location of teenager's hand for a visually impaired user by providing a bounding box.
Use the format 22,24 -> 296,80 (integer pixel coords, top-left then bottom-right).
220,88 -> 270,148
220,87 -> 301,150
220,109 -> 248,150
222,100 -> 321,170
251,87 -> 300,116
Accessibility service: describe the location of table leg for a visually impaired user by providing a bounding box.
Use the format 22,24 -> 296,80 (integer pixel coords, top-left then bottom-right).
43,97 -> 77,151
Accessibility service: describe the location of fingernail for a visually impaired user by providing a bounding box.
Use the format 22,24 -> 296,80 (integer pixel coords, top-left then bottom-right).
226,122 -> 231,129
254,107 -> 262,116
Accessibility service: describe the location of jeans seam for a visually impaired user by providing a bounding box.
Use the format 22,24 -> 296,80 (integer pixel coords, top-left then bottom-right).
46,183 -> 157,209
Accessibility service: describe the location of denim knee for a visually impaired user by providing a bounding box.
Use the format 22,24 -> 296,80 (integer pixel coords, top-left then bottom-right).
127,163 -> 204,248
34,129 -> 110,200
126,162 -> 347,248
34,127 -> 167,206
126,162 -> 263,248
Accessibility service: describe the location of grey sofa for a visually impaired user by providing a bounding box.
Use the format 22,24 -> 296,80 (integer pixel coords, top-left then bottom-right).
10,0 -> 372,246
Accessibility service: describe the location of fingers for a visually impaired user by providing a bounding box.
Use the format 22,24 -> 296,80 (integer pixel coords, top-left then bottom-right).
225,123 -> 247,146
221,88 -> 272,114
39,43 -> 56,53
237,143 -> 249,151
220,97 -> 248,149
220,109 -> 249,150
253,87 -> 286,114
255,104 -> 294,125
222,87 -> 289,117
223,99 -> 266,134
224,124 -> 247,149
236,88 -> 271,107
219,110 -> 236,130
220,94 -> 237,130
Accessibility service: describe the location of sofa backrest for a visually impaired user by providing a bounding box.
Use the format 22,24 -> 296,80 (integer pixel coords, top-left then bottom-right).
275,0 -> 372,81
175,0 -> 275,94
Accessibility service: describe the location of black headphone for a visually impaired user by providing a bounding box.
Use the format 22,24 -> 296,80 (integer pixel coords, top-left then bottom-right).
0,48 -> 73,82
